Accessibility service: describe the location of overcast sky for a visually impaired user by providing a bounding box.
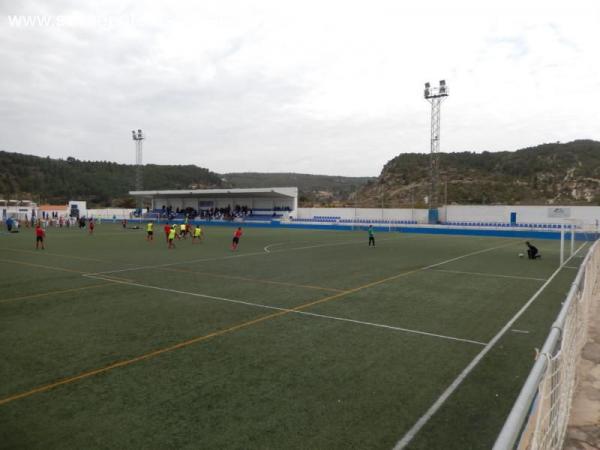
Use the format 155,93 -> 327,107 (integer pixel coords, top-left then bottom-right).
1,0 -> 599,176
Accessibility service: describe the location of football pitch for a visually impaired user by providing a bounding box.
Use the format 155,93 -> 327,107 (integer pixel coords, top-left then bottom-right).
0,224 -> 588,449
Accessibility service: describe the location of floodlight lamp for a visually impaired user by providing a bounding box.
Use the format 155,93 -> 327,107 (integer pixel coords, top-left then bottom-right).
424,83 -> 431,98
439,81 -> 448,96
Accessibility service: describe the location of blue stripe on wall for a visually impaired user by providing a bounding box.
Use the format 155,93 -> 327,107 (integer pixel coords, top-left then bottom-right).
121,218 -> 597,241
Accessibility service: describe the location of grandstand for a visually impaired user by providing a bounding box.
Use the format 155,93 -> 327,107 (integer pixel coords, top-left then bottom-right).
129,187 -> 298,222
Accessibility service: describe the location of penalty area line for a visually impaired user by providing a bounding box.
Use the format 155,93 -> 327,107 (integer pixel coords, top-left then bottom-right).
84,274 -> 485,346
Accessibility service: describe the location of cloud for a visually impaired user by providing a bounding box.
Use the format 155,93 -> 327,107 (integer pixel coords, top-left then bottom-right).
0,0 -> 599,176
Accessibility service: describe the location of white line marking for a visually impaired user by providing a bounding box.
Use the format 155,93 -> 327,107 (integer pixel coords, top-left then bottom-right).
0,246 -> 140,267
88,250 -> 271,275
563,266 -> 579,269
84,274 -> 485,346
263,242 -> 284,253
393,241 -> 588,449
293,310 -> 487,346
429,269 -> 546,282
283,235 -> 403,252
90,237 -> 515,281
87,235 -> 412,276
86,230 -> 505,277
411,241 -> 518,272
162,267 -> 344,293
511,329 -> 530,334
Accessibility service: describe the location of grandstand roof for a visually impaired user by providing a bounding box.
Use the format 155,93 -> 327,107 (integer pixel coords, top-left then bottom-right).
129,187 -> 298,199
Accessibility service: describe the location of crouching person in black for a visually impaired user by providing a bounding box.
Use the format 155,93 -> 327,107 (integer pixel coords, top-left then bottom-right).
526,241 -> 541,259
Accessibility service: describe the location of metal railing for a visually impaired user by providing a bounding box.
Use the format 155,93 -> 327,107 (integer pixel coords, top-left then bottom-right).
493,240 -> 599,450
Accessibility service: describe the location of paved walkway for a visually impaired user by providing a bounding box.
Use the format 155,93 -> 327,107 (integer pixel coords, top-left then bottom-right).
564,292 -> 600,450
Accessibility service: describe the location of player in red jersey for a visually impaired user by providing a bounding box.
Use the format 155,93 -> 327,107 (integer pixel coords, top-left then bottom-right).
231,227 -> 243,250
164,223 -> 171,243
88,218 -> 95,234
35,223 -> 45,249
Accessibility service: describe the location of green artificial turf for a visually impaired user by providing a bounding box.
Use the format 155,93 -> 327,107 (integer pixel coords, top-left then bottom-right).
0,223 -> 587,449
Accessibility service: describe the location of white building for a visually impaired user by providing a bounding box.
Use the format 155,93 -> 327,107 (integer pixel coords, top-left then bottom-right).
0,199 -> 38,221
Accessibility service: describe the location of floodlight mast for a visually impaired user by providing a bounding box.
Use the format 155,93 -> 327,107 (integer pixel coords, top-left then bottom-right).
131,129 -> 145,209
424,80 -> 449,212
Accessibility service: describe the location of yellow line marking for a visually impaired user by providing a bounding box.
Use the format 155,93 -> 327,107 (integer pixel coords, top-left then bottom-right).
161,267 -> 344,293
0,259 -> 87,274
0,310 -> 289,406
0,247 -> 114,264
0,284 -> 111,304
0,240 -> 516,406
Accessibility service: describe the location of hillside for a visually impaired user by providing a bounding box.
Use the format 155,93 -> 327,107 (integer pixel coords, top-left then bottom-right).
3,140 -> 600,208
357,140 -> 600,207
0,152 -> 224,206
0,152 -> 373,207
222,172 -> 374,205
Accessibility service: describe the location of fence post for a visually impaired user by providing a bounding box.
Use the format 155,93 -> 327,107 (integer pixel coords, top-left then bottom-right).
560,225 -> 565,265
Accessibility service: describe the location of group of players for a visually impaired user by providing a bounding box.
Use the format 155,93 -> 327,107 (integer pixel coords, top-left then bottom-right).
32,219 -> 243,252
145,221 -> 244,251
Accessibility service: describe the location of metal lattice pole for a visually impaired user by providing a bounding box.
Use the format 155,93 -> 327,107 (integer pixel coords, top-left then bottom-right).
132,129 -> 145,210
429,98 -> 441,207
424,81 -> 448,216
135,140 -> 143,190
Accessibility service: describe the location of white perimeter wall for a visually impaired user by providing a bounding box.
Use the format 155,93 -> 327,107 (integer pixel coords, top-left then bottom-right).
443,205 -> 600,228
297,207 -> 428,222
87,208 -> 135,219
297,205 -> 600,228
